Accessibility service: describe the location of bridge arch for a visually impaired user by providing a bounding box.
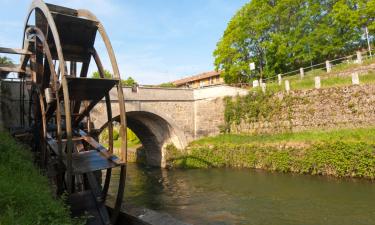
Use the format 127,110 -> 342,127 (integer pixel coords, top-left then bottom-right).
95,107 -> 188,167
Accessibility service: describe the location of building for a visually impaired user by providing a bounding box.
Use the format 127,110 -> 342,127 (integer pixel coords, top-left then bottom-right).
172,71 -> 224,88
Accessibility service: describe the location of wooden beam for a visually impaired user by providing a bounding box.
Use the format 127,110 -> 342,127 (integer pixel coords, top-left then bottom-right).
0,47 -> 32,55
78,129 -> 123,165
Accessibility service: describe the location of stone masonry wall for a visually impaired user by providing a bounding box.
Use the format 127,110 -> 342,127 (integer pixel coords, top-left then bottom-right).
194,97 -> 226,138
230,84 -> 375,134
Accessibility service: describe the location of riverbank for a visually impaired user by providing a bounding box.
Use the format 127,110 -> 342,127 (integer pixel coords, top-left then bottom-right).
167,128 -> 375,179
0,131 -> 82,225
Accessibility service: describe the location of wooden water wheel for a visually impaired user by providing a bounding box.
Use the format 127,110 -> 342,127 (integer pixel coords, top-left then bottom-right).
1,1 -> 128,224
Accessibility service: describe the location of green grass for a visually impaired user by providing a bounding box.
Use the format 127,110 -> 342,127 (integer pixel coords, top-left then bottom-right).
101,127 -> 141,149
112,138 -> 140,148
0,132 -> 82,225
168,127 -> 375,179
266,71 -> 375,91
263,57 -> 375,91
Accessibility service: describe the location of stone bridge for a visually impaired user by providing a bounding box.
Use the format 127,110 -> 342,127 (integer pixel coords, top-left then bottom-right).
0,81 -> 247,167
92,85 -> 248,167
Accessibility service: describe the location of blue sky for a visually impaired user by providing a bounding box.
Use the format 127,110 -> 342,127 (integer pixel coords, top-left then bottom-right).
0,0 -> 247,84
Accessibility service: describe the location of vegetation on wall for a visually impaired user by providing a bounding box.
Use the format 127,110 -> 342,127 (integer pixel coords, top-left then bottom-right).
157,82 -> 176,88
167,128 -> 375,179
222,89 -> 296,133
0,132 -> 83,225
100,126 -> 141,148
214,0 -> 375,83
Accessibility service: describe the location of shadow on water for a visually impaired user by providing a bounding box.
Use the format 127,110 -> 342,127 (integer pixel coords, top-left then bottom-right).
108,164 -> 375,225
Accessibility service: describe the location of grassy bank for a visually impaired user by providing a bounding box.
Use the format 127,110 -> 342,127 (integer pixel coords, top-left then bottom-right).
0,132 -> 82,225
167,128 -> 375,179
266,71 -> 375,91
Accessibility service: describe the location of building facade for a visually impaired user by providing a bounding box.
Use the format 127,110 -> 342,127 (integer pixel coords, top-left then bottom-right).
172,71 -> 224,88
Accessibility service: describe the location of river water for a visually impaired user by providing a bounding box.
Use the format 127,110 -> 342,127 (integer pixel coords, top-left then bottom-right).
108,163 -> 375,225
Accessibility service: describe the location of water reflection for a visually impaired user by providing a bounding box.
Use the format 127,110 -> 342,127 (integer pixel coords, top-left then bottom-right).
108,164 -> 375,225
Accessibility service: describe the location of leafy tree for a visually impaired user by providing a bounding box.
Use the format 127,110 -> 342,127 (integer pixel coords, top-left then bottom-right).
214,0 -> 372,84
121,77 -> 137,86
92,70 -> 138,87
0,56 -> 13,65
0,56 -> 13,77
92,70 -> 112,79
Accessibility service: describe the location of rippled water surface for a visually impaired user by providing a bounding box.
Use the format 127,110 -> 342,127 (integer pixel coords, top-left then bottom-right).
108,163 -> 375,225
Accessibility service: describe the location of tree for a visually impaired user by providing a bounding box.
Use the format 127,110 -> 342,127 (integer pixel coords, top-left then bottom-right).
121,77 -> 137,86
0,56 -> 13,77
92,70 -> 138,86
0,56 -> 13,65
214,0 -> 371,84
92,70 -> 112,79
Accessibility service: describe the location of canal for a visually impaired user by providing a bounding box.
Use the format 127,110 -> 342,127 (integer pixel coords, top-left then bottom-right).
108,163 -> 375,225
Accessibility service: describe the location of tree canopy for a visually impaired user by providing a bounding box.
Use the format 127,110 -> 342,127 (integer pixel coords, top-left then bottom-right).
91,70 -> 138,86
121,77 -> 137,86
0,56 -> 13,77
92,70 -> 112,79
0,56 -> 13,65
214,0 -> 375,83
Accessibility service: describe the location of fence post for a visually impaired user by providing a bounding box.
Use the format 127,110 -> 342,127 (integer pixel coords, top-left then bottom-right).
278,74 -> 282,85
314,76 -> 321,89
285,80 -> 290,94
253,80 -> 259,88
356,51 -> 362,64
352,72 -> 359,85
326,60 -> 331,73
300,68 -> 304,79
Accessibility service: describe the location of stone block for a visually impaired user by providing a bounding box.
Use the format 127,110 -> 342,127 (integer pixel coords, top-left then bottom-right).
315,76 -> 321,89
253,80 -> 259,88
261,83 -> 266,93
326,60 -> 332,73
285,80 -> 290,93
356,51 -> 362,64
352,72 -> 360,85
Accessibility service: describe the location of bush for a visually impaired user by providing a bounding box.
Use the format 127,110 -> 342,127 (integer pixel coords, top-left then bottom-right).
168,140 -> 375,179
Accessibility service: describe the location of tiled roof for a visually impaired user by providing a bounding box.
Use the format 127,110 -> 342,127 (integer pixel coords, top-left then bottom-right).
172,71 -> 221,86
